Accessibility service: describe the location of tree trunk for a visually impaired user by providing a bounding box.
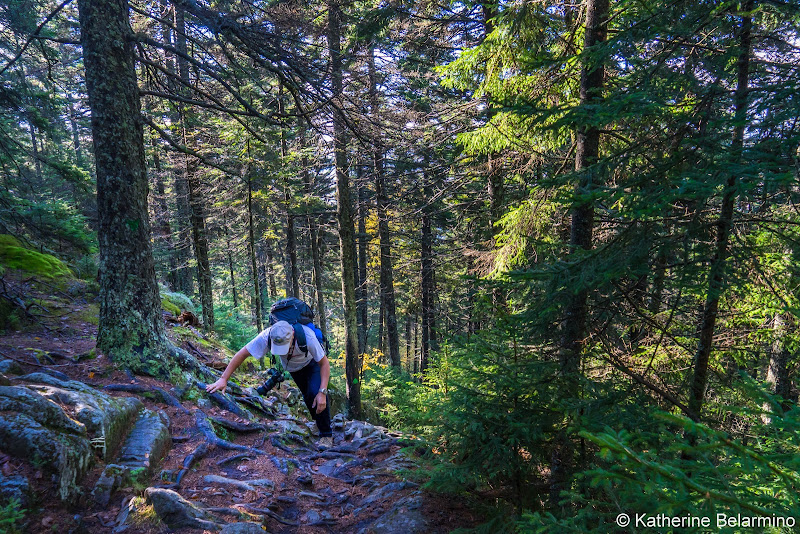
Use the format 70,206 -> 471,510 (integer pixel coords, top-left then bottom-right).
279,84 -> 300,297
766,313 -> 792,404
175,6 -> 213,328
150,133 -> 178,291
224,223 -> 239,308
420,178 -> 436,376
551,0 -> 608,506
265,239 -> 278,300
328,0 -> 361,418
301,124 -> 327,336
687,0 -> 752,421
405,313 -> 412,371
248,177 -> 263,331
413,315 -> 419,376
356,165 -> 368,356
68,100 -> 84,167
162,5 -> 193,297
482,1 -> 506,311
173,166 -> 194,296
257,244 -> 269,311
186,163 -> 214,329
78,0 -> 172,374
369,48 -> 401,367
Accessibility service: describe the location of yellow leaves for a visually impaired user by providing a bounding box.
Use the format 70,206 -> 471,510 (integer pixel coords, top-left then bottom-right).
360,348 -> 386,372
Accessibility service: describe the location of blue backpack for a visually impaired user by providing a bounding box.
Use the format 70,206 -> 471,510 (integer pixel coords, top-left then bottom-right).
268,297 -> 329,358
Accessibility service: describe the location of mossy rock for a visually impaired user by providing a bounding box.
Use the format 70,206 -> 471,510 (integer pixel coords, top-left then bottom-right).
0,235 -> 72,279
161,298 -> 181,316
159,290 -> 197,314
18,373 -> 143,462
170,326 -> 232,355
0,386 -> 94,502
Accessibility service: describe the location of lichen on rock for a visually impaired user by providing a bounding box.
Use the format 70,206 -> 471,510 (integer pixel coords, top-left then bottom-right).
17,373 -> 143,461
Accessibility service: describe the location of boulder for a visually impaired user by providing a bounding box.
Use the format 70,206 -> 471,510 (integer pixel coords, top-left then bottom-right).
360,481 -> 417,508
344,420 -> 387,440
270,418 -> 310,437
0,386 -> 93,502
144,487 -> 220,530
19,373 -> 142,461
358,492 -> 428,534
0,360 -> 23,376
0,474 -> 30,507
304,508 -> 335,526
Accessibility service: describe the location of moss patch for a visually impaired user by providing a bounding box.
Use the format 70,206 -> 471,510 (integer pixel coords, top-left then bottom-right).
160,290 -> 196,313
161,298 -> 180,316
77,304 -> 100,326
0,235 -> 72,279
127,496 -> 162,528
170,326 -> 232,355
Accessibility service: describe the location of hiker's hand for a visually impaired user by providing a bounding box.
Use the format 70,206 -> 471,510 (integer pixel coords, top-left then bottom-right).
313,392 -> 327,414
206,378 -> 227,394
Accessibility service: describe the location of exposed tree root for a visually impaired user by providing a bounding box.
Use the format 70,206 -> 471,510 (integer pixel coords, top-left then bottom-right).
103,383 -> 189,413
229,394 -> 276,417
195,411 -> 267,453
174,441 -> 211,486
208,416 -> 266,433
194,380 -> 250,419
242,504 -> 300,526
215,453 -> 255,466
302,451 -> 358,461
185,341 -> 211,362
0,350 -> 70,369
269,434 -> 296,455
171,411 -> 270,487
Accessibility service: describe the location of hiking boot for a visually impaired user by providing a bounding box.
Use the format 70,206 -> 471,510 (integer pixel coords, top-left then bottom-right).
318,436 -> 333,450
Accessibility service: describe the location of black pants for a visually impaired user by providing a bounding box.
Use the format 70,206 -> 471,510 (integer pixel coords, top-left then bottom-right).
290,359 -> 332,437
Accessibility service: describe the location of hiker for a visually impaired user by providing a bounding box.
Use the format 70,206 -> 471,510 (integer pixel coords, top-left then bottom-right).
206,316 -> 333,448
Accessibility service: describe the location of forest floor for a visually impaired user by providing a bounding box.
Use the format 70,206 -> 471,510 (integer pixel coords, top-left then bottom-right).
0,274 -> 482,534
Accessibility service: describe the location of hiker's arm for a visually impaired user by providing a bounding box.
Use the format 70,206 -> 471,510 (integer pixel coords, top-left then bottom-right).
312,356 -> 330,414
206,346 -> 251,393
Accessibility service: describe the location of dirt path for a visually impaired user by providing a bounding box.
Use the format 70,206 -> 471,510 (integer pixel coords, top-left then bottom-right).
0,281 -> 480,533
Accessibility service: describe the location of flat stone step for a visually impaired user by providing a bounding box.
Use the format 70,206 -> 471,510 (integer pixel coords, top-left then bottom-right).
116,409 -> 171,469
93,408 -> 171,505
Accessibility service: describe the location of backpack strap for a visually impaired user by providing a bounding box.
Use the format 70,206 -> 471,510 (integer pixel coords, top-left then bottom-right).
266,336 -> 275,366
292,323 -> 308,356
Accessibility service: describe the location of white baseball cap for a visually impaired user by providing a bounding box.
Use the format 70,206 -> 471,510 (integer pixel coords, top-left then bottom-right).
269,321 -> 294,356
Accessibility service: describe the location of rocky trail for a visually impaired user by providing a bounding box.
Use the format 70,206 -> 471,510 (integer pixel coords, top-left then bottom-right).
0,275 -> 479,533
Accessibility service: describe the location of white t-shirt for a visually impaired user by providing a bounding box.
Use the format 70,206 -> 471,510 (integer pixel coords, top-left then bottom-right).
245,324 -> 326,373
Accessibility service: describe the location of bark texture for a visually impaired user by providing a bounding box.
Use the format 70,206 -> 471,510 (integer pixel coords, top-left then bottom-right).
78,0 -> 173,375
